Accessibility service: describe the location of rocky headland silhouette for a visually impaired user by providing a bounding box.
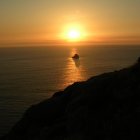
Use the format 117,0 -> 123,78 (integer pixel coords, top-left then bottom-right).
1,58 -> 140,140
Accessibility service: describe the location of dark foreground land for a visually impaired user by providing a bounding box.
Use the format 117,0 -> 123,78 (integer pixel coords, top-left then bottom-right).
1,58 -> 140,140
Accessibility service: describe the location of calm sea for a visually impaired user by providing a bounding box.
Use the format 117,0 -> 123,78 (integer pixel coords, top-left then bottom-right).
0,45 -> 140,136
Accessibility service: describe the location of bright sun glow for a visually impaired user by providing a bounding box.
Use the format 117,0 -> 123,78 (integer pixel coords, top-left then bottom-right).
68,30 -> 80,40
61,24 -> 86,42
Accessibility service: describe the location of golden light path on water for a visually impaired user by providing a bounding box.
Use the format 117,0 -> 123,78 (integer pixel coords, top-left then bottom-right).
61,48 -> 86,88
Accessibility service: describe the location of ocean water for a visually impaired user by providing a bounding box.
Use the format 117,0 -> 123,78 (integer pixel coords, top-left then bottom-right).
0,45 -> 140,136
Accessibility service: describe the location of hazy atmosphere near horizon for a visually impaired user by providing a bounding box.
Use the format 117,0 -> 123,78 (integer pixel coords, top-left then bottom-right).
0,0 -> 140,45
0,0 -> 140,139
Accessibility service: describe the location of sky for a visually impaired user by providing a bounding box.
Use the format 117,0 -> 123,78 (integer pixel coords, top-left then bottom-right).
0,0 -> 140,45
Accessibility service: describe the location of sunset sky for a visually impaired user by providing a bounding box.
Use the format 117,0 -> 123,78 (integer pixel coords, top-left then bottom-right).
0,0 -> 140,45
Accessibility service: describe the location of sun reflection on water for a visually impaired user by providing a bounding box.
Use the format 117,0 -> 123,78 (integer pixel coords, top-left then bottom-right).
61,48 -> 85,88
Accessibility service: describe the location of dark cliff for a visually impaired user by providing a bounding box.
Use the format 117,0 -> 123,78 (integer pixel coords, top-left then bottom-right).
1,59 -> 140,140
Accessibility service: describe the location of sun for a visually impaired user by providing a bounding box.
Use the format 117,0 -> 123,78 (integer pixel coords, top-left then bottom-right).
67,30 -> 80,40
61,24 -> 85,42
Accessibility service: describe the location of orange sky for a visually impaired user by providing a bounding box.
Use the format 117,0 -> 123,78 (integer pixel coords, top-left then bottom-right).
0,0 -> 140,46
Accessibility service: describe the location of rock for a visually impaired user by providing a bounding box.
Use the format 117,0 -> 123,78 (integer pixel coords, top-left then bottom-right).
1,59 -> 140,140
